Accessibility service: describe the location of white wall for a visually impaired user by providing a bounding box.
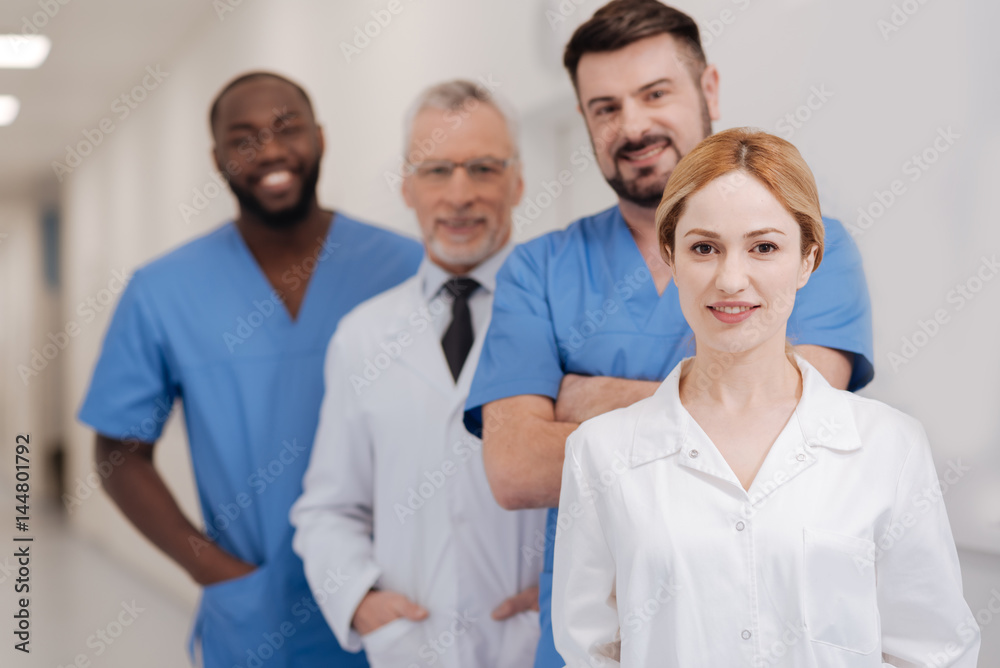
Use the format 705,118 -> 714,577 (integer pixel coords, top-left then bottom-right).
53,0 -> 998,655
0,197 -> 59,496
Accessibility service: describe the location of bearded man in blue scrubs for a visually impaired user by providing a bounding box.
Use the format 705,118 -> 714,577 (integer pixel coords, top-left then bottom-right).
463,2 -> 874,666
78,72 -> 421,667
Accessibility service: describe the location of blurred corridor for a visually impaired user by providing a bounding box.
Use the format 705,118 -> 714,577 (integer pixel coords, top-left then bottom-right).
2,0 -> 1000,666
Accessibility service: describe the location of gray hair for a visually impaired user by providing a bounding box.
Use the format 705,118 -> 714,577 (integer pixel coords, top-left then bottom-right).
402,79 -> 520,163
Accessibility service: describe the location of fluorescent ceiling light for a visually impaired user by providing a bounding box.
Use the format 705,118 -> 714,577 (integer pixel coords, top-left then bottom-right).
0,35 -> 51,69
0,96 -> 21,126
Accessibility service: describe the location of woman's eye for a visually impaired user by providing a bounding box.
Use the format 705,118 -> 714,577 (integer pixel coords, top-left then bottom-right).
692,243 -> 714,255
754,242 -> 778,254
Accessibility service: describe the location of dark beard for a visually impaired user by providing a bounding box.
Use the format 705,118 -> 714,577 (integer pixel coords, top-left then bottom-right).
605,152 -> 678,209
229,160 -> 321,229
601,95 -> 713,210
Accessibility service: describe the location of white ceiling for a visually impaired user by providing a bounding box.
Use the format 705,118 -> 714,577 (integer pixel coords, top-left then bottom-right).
0,0 -> 215,198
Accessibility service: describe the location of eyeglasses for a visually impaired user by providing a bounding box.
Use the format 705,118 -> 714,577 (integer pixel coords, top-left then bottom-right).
407,157 -> 513,184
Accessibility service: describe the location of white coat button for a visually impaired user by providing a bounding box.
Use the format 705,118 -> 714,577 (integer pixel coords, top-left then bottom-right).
796,453 -> 807,462
741,629 -> 752,640
688,449 -> 699,459
735,521 -> 745,531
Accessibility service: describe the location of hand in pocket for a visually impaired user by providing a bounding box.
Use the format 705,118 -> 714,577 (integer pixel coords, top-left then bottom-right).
353,590 -> 429,636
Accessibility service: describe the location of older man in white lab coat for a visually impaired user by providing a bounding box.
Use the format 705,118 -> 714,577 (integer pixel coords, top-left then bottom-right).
291,80 -> 546,668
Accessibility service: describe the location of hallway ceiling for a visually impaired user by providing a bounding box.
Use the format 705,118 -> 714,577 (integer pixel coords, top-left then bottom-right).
0,0 -> 214,198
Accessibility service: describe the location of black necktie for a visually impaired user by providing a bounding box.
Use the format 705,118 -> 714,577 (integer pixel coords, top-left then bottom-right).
441,277 -> 480,382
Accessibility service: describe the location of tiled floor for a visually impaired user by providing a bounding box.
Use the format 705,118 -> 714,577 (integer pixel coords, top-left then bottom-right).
3,501 -> 999,667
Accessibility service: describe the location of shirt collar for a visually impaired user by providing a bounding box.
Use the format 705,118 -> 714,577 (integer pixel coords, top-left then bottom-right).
419,242 -> 514,302
630,355 -> 862,468
793,355 -> 863,453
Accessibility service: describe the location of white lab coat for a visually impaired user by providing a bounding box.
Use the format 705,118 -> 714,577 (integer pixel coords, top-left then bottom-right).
292,253 -> 546,668
552,357 -> 979,668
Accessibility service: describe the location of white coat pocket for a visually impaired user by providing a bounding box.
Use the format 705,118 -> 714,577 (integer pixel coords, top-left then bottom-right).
496,609 -> 541,667
361,617 -> 427,668
803,528 -> 879,655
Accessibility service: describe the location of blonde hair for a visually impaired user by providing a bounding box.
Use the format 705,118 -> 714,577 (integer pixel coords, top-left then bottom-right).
655,127 -> 824,269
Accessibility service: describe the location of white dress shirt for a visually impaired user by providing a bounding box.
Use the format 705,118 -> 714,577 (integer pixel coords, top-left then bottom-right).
291,246 -> 546,668
552,357 -> 979,668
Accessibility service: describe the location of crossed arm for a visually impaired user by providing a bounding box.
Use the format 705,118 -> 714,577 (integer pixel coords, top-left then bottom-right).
482,345 -> 852,510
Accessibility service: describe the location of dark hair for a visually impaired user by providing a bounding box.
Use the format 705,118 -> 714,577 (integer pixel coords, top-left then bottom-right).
209,71 -> 314,134
563,0 -> 706,89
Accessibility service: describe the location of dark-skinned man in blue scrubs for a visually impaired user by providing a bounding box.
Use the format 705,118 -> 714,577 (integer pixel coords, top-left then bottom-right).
79,72 -> 422,667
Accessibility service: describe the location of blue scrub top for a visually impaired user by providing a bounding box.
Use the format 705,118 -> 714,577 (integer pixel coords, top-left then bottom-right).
79,213 -> 422,668
463,204 -> 873,668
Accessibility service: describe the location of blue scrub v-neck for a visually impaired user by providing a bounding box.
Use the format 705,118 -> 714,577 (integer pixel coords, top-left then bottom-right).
78,211 -> 423,667
605,208 -> 685,331
228,212 -> 342,332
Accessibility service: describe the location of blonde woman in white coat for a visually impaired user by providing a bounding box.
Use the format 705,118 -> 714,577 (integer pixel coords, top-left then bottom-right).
551,127 -> 979,668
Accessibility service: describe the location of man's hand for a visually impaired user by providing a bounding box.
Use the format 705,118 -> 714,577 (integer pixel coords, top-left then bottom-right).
554,374 -> 659,424
94,433 -> 259,589
352,590 -> 429,636
490,585 -> 539,620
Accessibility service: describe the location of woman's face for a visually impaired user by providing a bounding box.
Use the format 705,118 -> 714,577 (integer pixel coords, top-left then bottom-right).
670,171 -> 817,358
